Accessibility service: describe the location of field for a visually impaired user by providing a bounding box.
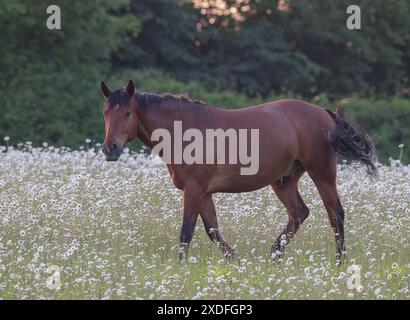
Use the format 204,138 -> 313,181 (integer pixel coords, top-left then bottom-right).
0,145 -> 409,300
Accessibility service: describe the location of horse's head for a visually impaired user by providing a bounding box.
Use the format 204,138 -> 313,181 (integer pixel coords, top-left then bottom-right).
100,80 -> 138,161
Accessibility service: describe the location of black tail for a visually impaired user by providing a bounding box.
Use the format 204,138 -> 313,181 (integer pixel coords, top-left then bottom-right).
325,109 -> 377,177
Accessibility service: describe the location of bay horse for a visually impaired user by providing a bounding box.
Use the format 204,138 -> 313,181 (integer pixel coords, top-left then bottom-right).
100,80 -> 377,264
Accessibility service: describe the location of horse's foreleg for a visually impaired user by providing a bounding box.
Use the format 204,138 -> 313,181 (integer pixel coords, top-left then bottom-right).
201,194 -> 236,259
179,187 -> 201,261
271,182 -> 310,260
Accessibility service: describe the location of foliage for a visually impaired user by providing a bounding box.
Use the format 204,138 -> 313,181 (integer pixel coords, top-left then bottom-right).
346,97 -> 410,163
108,69 -> 259,108
0,0 -> 132,146
0,0 -> 409,163
124,0 -> 410,98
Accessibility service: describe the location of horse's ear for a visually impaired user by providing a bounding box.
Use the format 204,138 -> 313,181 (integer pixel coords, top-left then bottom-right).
101,81 -> 112,99
126,80 -> 135,98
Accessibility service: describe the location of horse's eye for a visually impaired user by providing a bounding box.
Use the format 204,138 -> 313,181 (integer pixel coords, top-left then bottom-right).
125,111 -> 131,118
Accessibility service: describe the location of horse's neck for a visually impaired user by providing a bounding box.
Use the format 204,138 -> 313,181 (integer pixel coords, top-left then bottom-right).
136,116 -> 154,149
136,100 -> 181,149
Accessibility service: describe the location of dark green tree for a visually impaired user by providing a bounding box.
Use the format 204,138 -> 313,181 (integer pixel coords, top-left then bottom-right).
0,0 -> 135,146
113,0 -> 199,77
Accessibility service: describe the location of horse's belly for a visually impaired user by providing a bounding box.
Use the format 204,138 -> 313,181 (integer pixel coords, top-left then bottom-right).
206,164 -> 283,193
207,177 -> 268,193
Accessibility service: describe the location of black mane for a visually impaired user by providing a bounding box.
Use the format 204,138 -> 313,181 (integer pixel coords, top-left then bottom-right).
136,92 -> 164,110
108,90 -> 205,110
136,92 -> 204,110
108,89 -> 130,107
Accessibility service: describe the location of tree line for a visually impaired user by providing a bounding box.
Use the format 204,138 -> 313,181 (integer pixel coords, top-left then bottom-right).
0,0 -> 409,163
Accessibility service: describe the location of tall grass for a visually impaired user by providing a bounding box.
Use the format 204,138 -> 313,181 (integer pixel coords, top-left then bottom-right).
0,145 -> 409,299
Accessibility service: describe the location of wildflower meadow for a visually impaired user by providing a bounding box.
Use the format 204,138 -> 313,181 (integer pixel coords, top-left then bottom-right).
0,144 -> 409,299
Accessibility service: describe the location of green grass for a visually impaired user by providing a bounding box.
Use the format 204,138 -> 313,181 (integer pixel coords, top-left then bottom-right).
0,146 -> 409,299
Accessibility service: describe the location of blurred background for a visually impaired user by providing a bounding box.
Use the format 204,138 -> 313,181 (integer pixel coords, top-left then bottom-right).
0,0 -> 409,163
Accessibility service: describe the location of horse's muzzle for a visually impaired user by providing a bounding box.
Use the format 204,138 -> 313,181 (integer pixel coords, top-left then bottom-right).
102,143 -> 123,161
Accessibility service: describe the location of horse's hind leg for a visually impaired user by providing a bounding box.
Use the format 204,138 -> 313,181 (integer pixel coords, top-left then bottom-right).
308,161 -> 346,265
271,176 -> 309,259
200,194 -> 236,259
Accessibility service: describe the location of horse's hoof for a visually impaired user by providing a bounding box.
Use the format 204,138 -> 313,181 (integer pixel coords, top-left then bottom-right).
178,243 -> 189,262
335,252 -> 347,267
271,250 -> 284,262
224,249 -> 237,261
178,253 -> 186,262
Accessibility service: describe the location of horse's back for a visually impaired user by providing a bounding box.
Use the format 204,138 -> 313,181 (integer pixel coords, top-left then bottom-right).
220,98 -> 333,127
224,98 -> 338,172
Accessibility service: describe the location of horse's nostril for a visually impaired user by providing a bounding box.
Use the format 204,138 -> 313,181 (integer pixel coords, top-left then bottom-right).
112,143 -> 117,151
